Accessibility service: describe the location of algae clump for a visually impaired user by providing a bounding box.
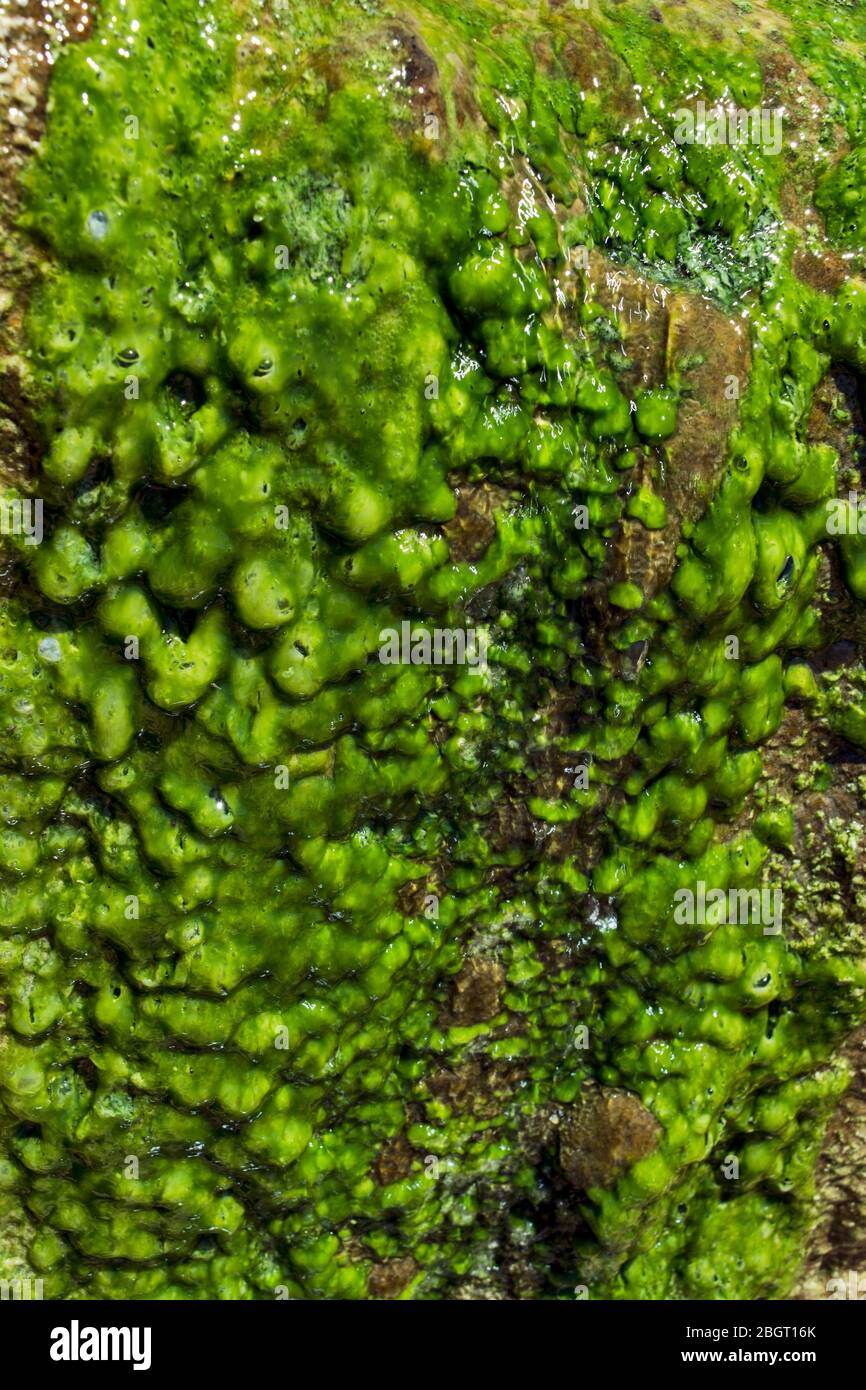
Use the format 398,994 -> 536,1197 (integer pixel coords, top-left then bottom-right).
2,0 -> 866,1300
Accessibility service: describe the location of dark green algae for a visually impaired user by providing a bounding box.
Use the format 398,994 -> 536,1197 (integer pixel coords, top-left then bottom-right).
2,0 -> 866,1300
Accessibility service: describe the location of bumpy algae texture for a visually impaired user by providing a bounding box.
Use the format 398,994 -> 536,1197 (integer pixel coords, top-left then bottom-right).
2,0 -> 866,1299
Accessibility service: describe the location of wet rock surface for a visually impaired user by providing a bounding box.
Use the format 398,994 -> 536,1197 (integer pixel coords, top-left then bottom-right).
3,0 -> 866,1302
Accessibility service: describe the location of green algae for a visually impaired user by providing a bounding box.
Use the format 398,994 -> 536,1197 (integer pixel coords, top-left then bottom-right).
2,0 -> 866,1300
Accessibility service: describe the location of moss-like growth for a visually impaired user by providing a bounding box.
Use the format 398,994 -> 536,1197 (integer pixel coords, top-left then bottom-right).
2,0 -> 866,1300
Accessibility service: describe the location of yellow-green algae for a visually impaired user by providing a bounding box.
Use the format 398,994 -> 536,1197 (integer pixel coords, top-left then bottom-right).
2,0 -> 866,1299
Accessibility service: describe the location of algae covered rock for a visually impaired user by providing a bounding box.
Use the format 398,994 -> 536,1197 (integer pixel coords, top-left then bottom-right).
2,0 -> 866,1301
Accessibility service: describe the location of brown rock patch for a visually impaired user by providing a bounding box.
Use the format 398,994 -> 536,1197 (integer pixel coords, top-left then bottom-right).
560,1085 -> 661,1191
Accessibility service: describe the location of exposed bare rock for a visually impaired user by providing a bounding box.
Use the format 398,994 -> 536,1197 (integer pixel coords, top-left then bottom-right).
374,1131 -> 418,1186
443,481 -> 514,562
427,1059 -> 525,1118
596,271 -> 752,605
560,1085 -> 661,1191
794,1030 -> 866,1301
368,1255 -> 418,1298
443,956 -> 505,1026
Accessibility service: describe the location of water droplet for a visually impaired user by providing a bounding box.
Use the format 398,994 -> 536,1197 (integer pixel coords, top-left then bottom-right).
38,637 -> 62,663
87,210 -> 109,240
